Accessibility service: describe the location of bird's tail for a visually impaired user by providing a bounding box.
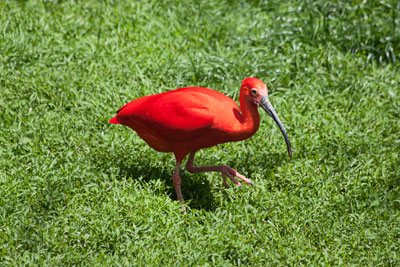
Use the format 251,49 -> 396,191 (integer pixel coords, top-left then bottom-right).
109,116 -> 120,124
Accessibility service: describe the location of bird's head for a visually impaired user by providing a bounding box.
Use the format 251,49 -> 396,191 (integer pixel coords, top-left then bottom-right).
240,77 -> 268,106
241,77 -> 292,158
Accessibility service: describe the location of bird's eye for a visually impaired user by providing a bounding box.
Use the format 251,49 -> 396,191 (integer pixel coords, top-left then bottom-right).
251,89 -> 257,95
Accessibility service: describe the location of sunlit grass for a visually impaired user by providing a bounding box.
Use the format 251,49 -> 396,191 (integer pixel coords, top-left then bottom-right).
0,0 -> 399,265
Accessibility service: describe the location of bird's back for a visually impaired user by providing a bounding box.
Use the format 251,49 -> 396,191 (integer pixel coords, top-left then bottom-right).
110,87 -> 243,159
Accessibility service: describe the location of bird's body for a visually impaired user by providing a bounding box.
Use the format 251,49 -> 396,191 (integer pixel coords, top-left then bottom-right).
110,78 -> 291,213
110,87 -> 260,161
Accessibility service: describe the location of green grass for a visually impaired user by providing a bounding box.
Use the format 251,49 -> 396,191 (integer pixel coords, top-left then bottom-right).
1,0 -> 399,265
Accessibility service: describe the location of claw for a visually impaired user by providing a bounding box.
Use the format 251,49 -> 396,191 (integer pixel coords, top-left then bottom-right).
181,206 -> 187,215
221,173 -> 229,187
221,165 -> 250,187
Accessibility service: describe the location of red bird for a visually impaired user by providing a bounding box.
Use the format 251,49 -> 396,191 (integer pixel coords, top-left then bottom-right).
110,77 -> 291,213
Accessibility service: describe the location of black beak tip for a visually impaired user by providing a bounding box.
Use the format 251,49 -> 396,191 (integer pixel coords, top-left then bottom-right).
287,145 -> 292,158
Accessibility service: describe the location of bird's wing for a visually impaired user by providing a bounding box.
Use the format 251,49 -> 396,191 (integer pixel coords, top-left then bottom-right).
115,89 -> 216,141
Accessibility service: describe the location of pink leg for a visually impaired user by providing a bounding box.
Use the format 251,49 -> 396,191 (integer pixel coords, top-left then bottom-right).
172,161 -> 186,214
185,151 -> 252,187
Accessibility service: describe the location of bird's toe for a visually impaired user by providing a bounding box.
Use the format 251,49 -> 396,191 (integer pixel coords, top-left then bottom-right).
222,165 -> 252,185
221,166 -> 242,187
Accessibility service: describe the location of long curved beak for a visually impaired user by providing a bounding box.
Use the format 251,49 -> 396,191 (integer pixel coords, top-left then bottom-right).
260,96 -> 292,158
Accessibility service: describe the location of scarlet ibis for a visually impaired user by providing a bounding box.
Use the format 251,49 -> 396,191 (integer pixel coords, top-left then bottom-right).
109,77 -> 291,213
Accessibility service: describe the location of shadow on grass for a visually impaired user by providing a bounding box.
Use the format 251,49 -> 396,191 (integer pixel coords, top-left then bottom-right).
116,161 -> 217,212
102,145 -> 300,213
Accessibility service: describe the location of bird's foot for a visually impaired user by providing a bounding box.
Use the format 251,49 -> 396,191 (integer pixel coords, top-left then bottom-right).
180,204 -> 187,215
221,165 -> 252,188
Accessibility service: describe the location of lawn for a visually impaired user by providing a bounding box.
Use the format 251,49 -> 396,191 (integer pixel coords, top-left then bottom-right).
1,0 -> 399,265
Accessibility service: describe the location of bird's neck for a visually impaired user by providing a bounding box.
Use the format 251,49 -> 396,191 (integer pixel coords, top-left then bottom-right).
236,98 -> 260,140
